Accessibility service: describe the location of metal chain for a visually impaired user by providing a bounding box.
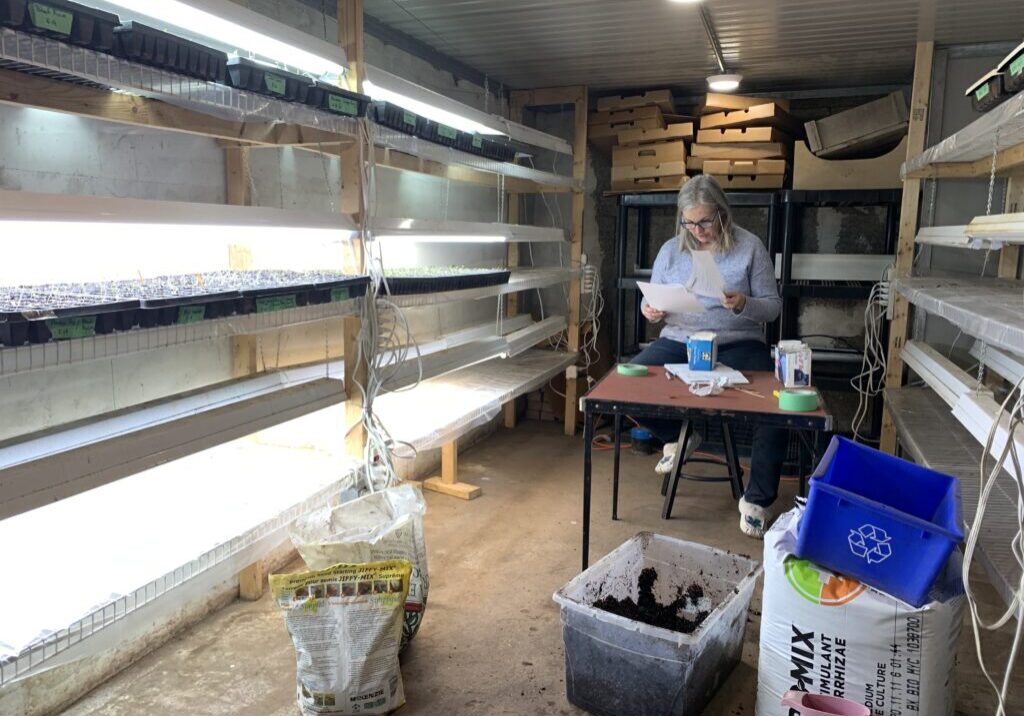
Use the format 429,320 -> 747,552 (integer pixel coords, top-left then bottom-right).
977,341 -> 987,389
443,177 -> 450,220
986,128 -> 1000,216
498,174 -> 505,222
484,74 -> 489,114
928,177 -> 937,226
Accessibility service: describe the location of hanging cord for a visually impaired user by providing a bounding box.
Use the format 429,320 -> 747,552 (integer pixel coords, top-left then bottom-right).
850,266 -> 891,444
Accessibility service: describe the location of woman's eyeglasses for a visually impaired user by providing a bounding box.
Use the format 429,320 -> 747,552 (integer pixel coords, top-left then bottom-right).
680,212 -> 720,231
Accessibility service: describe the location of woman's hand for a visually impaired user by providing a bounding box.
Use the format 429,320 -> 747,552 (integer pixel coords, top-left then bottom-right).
721,291 -> 747,313
641,303 -> 666,323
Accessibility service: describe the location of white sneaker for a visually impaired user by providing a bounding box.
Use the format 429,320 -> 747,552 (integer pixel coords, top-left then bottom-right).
739,496 -> 770,539
654,434 -> 702,475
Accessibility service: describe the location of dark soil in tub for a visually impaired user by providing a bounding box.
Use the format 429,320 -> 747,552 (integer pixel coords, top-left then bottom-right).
592,567 -> 710,634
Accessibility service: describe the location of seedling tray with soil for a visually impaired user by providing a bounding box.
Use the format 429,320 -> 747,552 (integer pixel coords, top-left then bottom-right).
106,276 -> 241,327
4,0 -> 119,52
380,267 -> 511,295
369,101 -> 420,136
227,57 -> 312,103
308,83 -> 370,118
0,286 -> 139,345
416,119 -> 460,148
115,21 -> 227,83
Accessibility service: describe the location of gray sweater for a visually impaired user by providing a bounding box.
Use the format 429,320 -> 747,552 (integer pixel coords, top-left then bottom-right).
646,225 -> 782,345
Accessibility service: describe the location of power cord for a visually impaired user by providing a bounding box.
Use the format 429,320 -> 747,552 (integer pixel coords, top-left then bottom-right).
850,270 -> 890,444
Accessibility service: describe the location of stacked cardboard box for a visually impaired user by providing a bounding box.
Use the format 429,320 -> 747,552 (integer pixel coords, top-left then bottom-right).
690,93 -> 798,189
610,123 -> 694,192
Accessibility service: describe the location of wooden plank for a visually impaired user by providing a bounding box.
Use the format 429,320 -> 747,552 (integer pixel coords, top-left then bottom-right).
881,40 -> 934,454
239,560 -> 266,601
423,440 -> 481,499
343,315 -> 366,459
503,400 -> 517,429
506,92 -> 527,318
0,68 -> 350,146
566,87 -> 587,436
999,171 -> 1024,279
339,0 -> 364,92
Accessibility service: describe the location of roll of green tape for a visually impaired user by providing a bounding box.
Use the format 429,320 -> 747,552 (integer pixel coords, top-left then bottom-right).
775,389 -> 819,412
617,363 -> 650,377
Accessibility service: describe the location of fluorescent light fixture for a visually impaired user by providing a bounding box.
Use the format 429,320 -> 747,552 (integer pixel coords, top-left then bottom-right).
772,254 -> 893,281
953,391 -> 1024,479
902,340 -> 990,408
363,65 -> 573,155
0,190 -> 357,285
372,218 -> 566,243
669,0 -> 704,3
967,212 -> 1024,244
88,0 -> 347,78
970,341 -> 1024,385
707,73 -> 742,92
915,225 -> 978,248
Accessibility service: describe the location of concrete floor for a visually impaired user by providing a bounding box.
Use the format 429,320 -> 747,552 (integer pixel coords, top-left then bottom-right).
65,421 -> 1021,716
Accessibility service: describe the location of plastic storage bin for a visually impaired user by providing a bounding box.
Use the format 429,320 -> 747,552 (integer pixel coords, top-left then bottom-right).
796,436 -> 964,607
369,101 -> 420,135
227,57 -> 312,103
13,0 -> 119,52
552,533 -> 760,716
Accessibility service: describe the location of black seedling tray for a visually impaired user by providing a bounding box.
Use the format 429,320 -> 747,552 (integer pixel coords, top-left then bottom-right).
12,0 -> 119,52
115,22 -> 227,83
416,119 -> 461,148
370,101 -> 420,136
227,57 -> 312,103
456,132 -> 487,157
380,270 -> 511,296
296,273 -> 370,304
971,73 -> 1007,112
481,137 -> 516,163
1001,45 -> 1024,93
308,83 -> 370,117
0,288 -> 139,345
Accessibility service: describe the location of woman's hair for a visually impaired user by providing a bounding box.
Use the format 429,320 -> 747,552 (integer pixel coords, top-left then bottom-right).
676,175 -> 735,253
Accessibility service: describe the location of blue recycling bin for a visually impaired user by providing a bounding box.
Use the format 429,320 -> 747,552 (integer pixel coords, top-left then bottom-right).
796,436 -> 964,606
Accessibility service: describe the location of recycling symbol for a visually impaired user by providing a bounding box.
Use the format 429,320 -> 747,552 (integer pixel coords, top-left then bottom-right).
848,524 -> 893,564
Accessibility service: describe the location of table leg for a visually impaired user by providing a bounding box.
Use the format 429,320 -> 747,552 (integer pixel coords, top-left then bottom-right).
582,409 -> 594,571
661,421 -> 691,520
722,422 -> 745,500
612,414 -> 622,520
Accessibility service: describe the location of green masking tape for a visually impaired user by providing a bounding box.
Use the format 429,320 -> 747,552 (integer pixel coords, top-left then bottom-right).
775,389 -> 819,412
617,363 -> 649,377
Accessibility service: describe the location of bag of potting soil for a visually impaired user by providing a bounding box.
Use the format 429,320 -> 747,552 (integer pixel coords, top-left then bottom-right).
271,559 -> 411,716
290,484 -> 428,650
756,508 -> 964,716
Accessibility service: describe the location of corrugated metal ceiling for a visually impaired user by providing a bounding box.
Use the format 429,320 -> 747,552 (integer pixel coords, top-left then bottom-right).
361,0 -> 1024,90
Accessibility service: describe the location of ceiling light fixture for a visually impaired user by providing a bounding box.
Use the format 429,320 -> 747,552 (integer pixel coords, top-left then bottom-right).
707,74 -> 743,92
697,5 -> 740,92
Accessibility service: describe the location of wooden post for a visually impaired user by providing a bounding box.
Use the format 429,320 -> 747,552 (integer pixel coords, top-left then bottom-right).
880,41 -> 933,454
503,400 -> 517,429
422,440 -> 481,500
224,142 -> 263,378
565,87 -> 588,436
238,560 -> 266,601
506,93 -> 527,319
999,171 -> 1024,279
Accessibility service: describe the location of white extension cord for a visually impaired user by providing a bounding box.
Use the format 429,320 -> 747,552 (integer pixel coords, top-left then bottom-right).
850,268 -> 892,444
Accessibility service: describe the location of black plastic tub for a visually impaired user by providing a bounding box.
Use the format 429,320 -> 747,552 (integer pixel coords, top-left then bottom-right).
227,57 -> 312,102
114,22 -> 227,83
0,289 -> 139,345
369,101 -> 420,135
308,83 -> 370,118
380,270 -> 511,296
13,0 -> 120,52
969,71 -> 1007,112
416,119 -> 461,148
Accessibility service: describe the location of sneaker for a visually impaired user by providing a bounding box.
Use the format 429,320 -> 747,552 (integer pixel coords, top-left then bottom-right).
653,434 -> 702,475
738,496 -> 770,539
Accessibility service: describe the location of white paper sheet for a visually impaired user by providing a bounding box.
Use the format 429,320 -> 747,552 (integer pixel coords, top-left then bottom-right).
637,282 -> 706,314
688,250 -> 726,298
664,363 -> 750,385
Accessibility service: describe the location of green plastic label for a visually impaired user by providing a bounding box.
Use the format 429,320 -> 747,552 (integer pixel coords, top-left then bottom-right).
256,295 -> 298,313
402,110 -> 417,127
1011,55 -> 1024,77
177,305 -> 206,324
264,73 -> 287,96
47,316 -> 96,340
28,3 -> 73,35
328,95 -> 359,116
472,135 -> 483,149
330,288 -> 350,302
438,125 -> 457,140
975,82 -> 991,101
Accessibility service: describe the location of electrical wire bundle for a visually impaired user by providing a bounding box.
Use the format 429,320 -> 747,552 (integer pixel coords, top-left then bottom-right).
850,276 -> 889,444
964,374 -> 1024,716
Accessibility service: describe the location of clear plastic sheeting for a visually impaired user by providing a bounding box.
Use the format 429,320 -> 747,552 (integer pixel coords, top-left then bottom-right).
374,349 -> 576,451
0,297 -> 361,378
0,27 -> 359,137
902,90 -> 1024,178
386,268 -> 579,308
895,276 -> 1024,355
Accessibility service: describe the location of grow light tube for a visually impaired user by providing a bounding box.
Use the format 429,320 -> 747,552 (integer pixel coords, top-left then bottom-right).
915,225 -> 977,248
967,213 -> 1024,244
970,341 -> 1024,385
87,0 -> 347,79
372,218 -> 566,243
901,340 -> 990,409
363,65 -> 573,155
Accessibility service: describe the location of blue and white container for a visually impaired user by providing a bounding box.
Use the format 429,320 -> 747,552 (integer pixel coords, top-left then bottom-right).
686,331 -> 718,371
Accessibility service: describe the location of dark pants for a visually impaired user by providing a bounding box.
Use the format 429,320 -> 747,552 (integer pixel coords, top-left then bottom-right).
632,337 -> 787,507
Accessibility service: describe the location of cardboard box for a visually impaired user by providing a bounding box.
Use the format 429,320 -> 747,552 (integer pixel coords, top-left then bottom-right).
612,161 -> 688,182
686,156 -> 705,173
697,127 -> 791,144
703,159 -> 787,176
691,143 -> 788,160
700,102 -> 802,136
613,140 -> 686,168
589,105 -> 663,127
793,137 -> 906,190
703,92 -> 790,114
804,91 -> 908,158
709,174 -> 785,190
686,332 -> 718,371
617,123 -> 694,145
774,340 -> 812,387
610,174 -> 688,193
597,89 -> 675,115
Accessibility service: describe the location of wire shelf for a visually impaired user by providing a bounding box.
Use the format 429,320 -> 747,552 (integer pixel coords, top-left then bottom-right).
0,297 -> 362,378
0,27 -> 360,139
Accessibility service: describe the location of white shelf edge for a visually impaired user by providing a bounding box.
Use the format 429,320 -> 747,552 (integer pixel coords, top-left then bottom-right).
773,254 -> 893,282
0,363 -> 346,521
0,297 -> 363,378
371,217 -> 566,243
386,269 -> 579,308
901,340 -> 990,408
